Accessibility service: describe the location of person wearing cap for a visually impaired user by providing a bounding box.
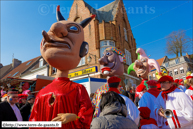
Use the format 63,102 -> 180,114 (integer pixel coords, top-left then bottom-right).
0,89 -> 22,127
154,76 -> 193,128
185,76 -> 193,100
178,79 -> 186,92
134,83 -> 147,107
20,95 -> 35,121
107,76 -> 140,125
16,94 -> 28,109
138,107 -> 158,129
138,80 -> 160,120
174,79 -> 179,84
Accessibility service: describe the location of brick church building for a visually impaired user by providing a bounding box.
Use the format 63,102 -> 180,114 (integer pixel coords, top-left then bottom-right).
49,0 -> 140,89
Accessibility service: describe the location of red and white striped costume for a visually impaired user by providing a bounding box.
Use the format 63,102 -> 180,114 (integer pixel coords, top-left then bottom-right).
185,86 -> 193,100
139,88 -> 160,120
154,88 -> 193,128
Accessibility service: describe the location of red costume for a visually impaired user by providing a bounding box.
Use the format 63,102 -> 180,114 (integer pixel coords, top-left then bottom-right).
138,107 -> 158,129
29,77 -> 93,128
135,79 -> 148,98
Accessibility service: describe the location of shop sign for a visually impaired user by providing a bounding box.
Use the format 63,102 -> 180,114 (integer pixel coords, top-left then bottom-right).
68,66 -> 98,78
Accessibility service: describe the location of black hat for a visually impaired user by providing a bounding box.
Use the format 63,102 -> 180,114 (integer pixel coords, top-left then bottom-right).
27,95 -> 35,101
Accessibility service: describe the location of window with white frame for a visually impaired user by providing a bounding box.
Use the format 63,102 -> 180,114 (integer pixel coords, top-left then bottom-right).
174,69 -> 178,75
100,40 -> 115,57
77,57 -> 85,67
125,49 -> 132,65
169,71 -> 173,76
124,28 -> 128,41
39,58 -> 43,67
180,67 -> 184,74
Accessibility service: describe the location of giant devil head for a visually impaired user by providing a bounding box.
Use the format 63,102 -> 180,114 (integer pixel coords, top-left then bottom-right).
40,5 -> 95,71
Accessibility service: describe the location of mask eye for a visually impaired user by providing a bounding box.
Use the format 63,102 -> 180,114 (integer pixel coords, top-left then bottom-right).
163,71 -> 167,73
69,26 -> 78,31
106,52 -> 111,56
135,60 -> 139,63
141,58 -> 147,62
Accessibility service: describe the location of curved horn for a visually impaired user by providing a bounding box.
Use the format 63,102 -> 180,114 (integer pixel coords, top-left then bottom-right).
56,5 -> 65,21
79,14 -> 96,28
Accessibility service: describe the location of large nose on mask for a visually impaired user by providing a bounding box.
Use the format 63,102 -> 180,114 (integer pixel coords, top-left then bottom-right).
51,23 -> 68,38
135,61 -> 143,68
99,56 -> 108,65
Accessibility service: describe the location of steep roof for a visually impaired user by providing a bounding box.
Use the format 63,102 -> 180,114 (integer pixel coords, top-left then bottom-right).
21,58 -> 47,76
0,64 -> 12,79
156,57 -> 166,66
83,0 -> 120,23
1,56 -> 41,80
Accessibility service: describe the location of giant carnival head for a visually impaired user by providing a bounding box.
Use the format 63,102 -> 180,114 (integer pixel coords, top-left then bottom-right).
40,5 -> 95,71
155,66 -> 169,80
127,48 -> 160,79
99,47 -> 126,77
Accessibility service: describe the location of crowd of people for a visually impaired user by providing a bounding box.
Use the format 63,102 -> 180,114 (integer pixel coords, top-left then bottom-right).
0,89 -> 35,126
0,75 -> 192,128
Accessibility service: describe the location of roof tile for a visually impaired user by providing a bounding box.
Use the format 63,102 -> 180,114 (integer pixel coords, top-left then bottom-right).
1,56 -> 41,80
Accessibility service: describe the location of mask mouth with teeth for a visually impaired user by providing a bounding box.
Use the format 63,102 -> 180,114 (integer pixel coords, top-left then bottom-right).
127,48 -> 160,79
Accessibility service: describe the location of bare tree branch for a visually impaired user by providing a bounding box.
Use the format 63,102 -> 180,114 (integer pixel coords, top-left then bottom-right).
165,30 -> 192,57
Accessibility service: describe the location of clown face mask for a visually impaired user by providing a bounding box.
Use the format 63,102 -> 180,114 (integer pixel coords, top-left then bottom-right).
99,49 -> 124,77
133,58 -> 149,78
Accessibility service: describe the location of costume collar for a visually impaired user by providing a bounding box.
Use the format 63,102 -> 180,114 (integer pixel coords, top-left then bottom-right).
108,87 -> 120,94
161,85 -> 177,100
54,77 -> 70,82
147,88 -> 160,98
142,79 -> 148,81
142,79 -> 148,89
188,86 -> 193,90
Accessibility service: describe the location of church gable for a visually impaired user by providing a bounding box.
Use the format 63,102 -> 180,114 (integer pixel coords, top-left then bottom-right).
69,0 -> 122,23
68,0 -> 93,22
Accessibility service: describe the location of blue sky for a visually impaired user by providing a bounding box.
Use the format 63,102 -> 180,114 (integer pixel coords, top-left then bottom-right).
1,0 -> 192,66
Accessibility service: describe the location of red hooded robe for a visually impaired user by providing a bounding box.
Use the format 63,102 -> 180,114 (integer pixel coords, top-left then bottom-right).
29,77 -> 93,129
